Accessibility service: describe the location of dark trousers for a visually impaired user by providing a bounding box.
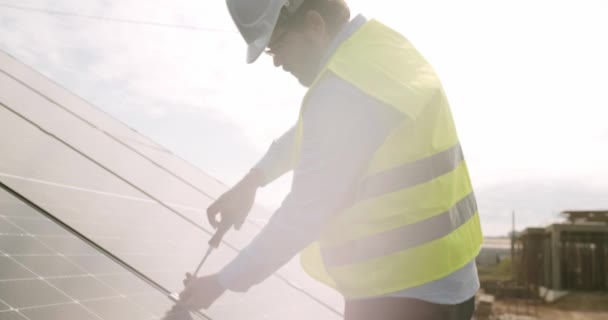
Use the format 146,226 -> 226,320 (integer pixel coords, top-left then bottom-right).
344,296 -> 475,320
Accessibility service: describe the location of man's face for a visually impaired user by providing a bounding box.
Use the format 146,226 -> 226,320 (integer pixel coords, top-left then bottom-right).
266,11 -> 327,87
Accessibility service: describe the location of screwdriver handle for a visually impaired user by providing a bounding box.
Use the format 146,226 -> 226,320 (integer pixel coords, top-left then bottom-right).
208,219 -> 231,249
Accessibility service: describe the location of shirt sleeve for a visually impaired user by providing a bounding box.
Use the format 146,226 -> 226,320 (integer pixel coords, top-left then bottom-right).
218,76 -> 404,292
252,125 -> 297,187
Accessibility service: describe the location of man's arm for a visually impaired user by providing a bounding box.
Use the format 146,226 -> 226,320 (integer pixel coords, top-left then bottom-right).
177,124 -> 303,312
252,125 -> 298,186
217,75 -> 404,292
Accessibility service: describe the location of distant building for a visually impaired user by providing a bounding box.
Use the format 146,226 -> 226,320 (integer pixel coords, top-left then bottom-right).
515,210 -> 608,301
477,237 -> 511,266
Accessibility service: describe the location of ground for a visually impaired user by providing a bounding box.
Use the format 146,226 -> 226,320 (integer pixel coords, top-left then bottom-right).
488,292 -> 608,320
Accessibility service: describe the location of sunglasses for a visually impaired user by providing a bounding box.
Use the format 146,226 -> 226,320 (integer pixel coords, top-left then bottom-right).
264,4 -> 301,57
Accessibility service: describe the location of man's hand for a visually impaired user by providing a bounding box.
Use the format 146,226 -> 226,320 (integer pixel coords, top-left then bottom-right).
176,273 -> 226,311
207,169 -> 264,235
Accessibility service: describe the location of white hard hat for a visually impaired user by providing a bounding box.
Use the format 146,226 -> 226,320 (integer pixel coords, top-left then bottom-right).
226,0 -> 305,63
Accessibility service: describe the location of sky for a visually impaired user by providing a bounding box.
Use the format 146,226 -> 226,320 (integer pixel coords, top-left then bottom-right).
0,0 -> 607,236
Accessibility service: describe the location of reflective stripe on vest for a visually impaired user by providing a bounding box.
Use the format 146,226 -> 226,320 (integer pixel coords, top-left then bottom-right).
322,191 -> 477,266
359,143 -> 464,201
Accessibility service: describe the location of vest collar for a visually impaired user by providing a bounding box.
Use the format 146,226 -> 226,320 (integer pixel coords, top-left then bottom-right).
316,14 -> 367,76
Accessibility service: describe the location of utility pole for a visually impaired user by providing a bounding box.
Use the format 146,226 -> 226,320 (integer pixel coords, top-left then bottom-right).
510,210 -> 515,279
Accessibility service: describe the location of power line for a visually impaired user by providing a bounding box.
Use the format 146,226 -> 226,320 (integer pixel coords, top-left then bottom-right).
0,2 -> 234,32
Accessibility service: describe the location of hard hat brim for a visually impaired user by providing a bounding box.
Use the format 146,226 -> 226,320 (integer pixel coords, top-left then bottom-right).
244,0 -> 287,64
246,33 -> 272,64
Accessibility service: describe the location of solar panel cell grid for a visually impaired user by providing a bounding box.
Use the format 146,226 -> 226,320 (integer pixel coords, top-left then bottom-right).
0,256 -> 38,280
0,310 -> 29,320
0,279 -> 72,310
12,256 -> 88,278
0,202 -> 39,218
63,254 -> 129,275
0,299 -> 9,311
19,303 -> 100,320
3,216 -> 67,236
0,189 -> 204,320
0,235 -> 55,255
47,276 -> 119,301
82,297 -> 156,320
0,217 -> 23,234
35,236 -> 102,256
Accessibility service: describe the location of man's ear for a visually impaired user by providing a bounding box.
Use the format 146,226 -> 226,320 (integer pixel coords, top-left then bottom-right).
304,10 -> 326,40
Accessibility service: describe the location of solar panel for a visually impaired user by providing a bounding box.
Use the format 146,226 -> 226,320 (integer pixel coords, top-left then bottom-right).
0,51 -> 227,200
0,49 -> 343,318
0,188 -> 201,320
0,53 -> 165,152
0,59 -> 262,250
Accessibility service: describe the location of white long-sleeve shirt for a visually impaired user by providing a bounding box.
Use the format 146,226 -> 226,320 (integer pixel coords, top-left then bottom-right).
218,15 -> 479,304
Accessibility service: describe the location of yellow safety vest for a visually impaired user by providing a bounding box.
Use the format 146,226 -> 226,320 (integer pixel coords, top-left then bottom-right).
297,19 -> 483,299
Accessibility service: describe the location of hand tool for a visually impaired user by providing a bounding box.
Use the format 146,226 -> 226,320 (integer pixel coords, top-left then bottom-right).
162,221 -> 231,320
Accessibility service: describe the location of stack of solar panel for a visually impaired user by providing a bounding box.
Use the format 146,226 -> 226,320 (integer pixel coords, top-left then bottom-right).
0,50 -> 342,320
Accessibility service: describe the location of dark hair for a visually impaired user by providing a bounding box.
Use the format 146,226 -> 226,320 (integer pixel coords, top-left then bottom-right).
288,0 -> 351,34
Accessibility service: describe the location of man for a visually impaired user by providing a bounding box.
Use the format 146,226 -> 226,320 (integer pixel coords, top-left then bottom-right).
176,0 -> 483,319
